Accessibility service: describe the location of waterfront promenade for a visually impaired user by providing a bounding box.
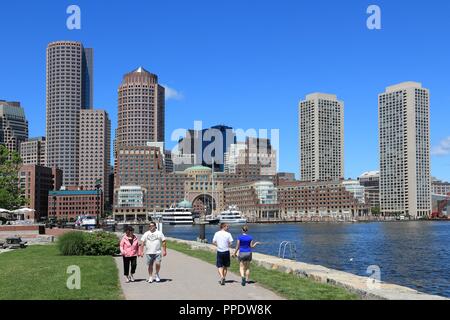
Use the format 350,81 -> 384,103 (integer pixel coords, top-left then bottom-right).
114,249 -> 284,300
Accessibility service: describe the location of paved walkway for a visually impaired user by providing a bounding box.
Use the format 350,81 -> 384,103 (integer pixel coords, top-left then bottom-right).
115,249 -> 284,300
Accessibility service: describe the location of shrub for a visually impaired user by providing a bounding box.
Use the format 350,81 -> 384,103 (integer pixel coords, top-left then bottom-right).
57,231 -> 85,256
57,231 -> 120,256
84,232 -> 120,256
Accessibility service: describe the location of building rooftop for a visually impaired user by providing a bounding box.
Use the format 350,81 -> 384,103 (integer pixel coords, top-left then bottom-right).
385,82 -> 423,93
49,190 -> 99,196
359,171 -> 380,178
122,67 -> 158,83
305,93 -> 338,101
184,166 -> 212,172
132,66 -> 150,74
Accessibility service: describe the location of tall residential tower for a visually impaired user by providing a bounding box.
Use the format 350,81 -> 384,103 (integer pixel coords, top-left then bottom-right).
46,41 -> 93,186
299,93 -> 344,182
79,110 -> 111,205
379,82 -> 431,218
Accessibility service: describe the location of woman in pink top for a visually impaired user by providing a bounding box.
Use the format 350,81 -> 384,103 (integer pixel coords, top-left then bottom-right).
120,226 -> 140,283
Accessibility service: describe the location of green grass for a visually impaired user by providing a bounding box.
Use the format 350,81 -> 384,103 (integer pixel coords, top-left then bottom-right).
168,241 -> 359,300
0,245 -> 123,300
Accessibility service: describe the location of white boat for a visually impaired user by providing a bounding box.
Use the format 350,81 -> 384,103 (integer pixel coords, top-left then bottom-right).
160,200 -> 194,225
217,206 -> 247,224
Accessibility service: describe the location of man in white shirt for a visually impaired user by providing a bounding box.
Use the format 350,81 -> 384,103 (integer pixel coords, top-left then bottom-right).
140,222 -> 167,283
212,223 -> 233,285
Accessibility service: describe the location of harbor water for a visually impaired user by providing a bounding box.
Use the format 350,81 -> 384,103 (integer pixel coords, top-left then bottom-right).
153,221 -> 450,298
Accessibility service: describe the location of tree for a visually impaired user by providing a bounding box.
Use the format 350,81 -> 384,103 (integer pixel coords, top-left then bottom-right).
0,145 -> 26,210
371,206 -> 380,216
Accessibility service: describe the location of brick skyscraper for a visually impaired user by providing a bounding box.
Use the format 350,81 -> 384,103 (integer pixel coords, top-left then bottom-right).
115,67 -> 165,151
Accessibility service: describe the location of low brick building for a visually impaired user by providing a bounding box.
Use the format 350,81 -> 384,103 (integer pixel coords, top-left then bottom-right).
48,189 -> 103,221
224,181 -> 280,220
18,165 -> 62,221
278,181 -> 370,218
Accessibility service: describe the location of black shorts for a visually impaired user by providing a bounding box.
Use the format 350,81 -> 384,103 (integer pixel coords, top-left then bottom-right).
216,251 -> 231,268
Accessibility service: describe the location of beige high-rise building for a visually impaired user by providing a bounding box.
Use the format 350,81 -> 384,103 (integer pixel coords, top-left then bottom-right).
46,41 -> 93,187
224,142 -> 246,173
20,137 -> 46,165
79,110 -> 111,205
115,67 -> 165,151
225,138 -> 277,177
299,93 -> 344,182
379,82 -> 431,218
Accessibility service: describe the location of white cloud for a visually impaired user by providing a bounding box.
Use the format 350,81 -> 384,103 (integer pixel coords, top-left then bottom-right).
432,137 -> 450,156
161,84 -> 184,101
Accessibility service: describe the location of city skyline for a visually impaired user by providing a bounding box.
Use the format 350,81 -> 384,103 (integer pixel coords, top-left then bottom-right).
1,1 -> 450,181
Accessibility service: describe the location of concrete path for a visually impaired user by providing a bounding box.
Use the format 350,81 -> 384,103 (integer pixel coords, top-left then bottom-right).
115,249 -> 284,300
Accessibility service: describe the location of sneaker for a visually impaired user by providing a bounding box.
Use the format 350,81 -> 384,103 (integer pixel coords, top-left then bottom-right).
147,277 -> 153,283
241,277 -> 246,286
124,276 -> 130,283
220,278 -> 225,286
129,275 -> 135,282
155,274 -> 161,282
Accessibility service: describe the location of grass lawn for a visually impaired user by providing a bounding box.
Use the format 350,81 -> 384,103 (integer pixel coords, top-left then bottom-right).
168,241 -> 359,300
0,245 -> 123,300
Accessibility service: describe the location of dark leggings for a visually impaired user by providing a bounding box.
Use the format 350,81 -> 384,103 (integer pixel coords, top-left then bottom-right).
123,256 -> 137,276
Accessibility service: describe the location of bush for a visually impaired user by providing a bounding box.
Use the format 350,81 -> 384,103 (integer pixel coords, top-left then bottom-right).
84,232 -> 120,256
57,231 -> 120,256
57,231 -> 85,256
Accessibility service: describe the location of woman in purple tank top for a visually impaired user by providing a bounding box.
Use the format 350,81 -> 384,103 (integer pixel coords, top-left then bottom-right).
233,226 -> 260,286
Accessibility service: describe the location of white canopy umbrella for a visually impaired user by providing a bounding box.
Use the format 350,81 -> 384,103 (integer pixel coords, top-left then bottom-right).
13,208 -> 35,214
0,209 -> 12,221
12,208 -> 35,221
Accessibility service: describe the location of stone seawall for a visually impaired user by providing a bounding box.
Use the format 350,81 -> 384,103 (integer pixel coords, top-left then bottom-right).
167,237 -> 447,300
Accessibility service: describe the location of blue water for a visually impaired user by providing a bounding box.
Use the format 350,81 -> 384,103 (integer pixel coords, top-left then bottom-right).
162,222 -> 450,298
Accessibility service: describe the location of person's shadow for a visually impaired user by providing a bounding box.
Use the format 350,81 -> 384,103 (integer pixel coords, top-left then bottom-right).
134,278 -> 173,283
225,280 -> 238,284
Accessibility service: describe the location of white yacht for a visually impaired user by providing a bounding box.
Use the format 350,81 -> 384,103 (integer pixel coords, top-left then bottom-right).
217,206 -> 247,224
160,200 -> 194,225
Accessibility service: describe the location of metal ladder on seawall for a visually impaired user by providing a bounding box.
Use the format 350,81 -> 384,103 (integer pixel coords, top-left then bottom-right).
278,241 -> 297,260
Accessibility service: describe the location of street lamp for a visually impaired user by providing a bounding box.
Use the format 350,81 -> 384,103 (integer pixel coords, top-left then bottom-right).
52,195 -> 57,226
95,179 -> 102,228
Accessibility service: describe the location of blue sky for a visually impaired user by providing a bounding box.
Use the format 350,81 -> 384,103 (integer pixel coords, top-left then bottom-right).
1,0 -> 450,180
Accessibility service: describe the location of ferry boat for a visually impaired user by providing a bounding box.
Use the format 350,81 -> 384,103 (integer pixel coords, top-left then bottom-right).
194,214 -> 220,225
217,206 -> 247,224
204,215 -> 220,225
160,200 -> 194,225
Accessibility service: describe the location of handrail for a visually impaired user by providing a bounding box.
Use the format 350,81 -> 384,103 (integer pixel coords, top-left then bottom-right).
278,241 -> 297,260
